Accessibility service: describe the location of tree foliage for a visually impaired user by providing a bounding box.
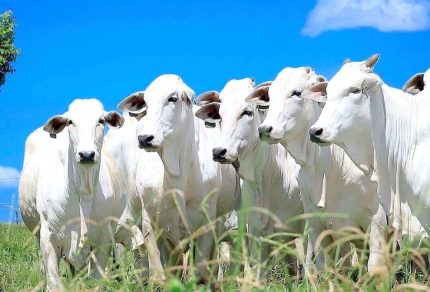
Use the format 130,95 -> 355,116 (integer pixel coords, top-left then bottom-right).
0,10 -> 20,91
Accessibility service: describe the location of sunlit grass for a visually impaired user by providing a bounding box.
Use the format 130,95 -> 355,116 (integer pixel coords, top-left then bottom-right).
0,205 -> 429,292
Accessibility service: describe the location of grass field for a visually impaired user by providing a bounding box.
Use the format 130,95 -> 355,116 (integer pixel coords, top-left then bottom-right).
0,222 -> 429,291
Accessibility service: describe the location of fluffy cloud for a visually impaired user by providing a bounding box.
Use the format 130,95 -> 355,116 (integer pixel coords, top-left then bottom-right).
0,166 -> 21,189
302,0 -> 430,37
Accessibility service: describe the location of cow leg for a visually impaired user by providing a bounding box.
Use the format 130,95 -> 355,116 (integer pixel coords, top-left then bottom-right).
306,218 -> 334,279
141,207 -> 166,282
194,231 -> 215,284
40,234 -> 63,291
89,234 -> 111,281
367,204 -> 388,278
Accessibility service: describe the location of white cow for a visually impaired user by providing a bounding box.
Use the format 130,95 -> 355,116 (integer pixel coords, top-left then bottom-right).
105,112 -> 166,281
194,78 -> 304,279
117,75 -> 239,282
307,55 -> 430,249
254,67 -> 388,277
19,99 -> 129,290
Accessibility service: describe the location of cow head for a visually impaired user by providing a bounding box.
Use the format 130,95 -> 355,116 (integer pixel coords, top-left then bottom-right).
195,78 -> 258,175
306,54 -> 382,174
118,74 -> 194,152
256,67 -> 326,147
43,99 -> 124,165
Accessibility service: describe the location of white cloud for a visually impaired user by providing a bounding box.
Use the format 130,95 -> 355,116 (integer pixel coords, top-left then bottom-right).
302,0 -> 430,37
0,166 -> 21,189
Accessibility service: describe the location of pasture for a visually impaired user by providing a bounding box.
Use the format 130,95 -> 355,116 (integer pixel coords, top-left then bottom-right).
1,216 -> 429,291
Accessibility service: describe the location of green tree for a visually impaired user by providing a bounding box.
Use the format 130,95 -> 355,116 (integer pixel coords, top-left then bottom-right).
0,10 -> 20,91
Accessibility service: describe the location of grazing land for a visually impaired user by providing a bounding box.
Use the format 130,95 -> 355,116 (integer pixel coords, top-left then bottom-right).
0,221 -> 428,291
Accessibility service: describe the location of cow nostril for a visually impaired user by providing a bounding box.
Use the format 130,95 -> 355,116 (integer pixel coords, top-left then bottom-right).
258,125 -> 273,137
79,151 -> 95,162
213,147 -> 227,159
315,128 -> 323,136
145,135 -> 154,143
138,135 -> 154,145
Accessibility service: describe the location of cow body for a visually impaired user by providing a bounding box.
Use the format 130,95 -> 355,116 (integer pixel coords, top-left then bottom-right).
195,78 -> 304,279
256,67 -> 388,277
308,56 -> 430,247
118,75 -> 239,281
19,99 -> 128,290
105,113 -> 166,281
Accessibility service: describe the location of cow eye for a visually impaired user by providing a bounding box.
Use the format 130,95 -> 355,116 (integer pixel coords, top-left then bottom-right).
292,90 -> 301,97
99,118 -> 106,125
68,120 -> 73,126
241,110 -> 253,117
168,96 -> 178,103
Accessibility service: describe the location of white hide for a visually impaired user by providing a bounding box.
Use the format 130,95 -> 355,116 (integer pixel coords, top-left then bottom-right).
105,112 -> 166,281
19,99 -> 128,290
308,56 -> 430,247
195,78 -> 303,278
257,67 -> 388,277
118,75 -> 239,280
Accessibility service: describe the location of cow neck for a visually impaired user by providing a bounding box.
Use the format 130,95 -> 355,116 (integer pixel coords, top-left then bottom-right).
370,84 -> 419,214
237,135 -> 268,186
159,108 -> 200,190
282,101 -> 328,169
68,143 -> 99,200
279,101 -> 330,210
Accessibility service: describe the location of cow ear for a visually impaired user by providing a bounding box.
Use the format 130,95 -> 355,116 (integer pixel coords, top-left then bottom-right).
195,103 -> 221,123
118,91 -> 146,114
43,115 -> 68,138
246,81 -> 272,107
316,75 -> 327,82
194,91 -> 220,106
364,54 -> 379,70
105,111 -> 125,129
362,78 -> 382,97
302,82 -> 328,103
181,84 -> 194,107
402,73 -> 425,95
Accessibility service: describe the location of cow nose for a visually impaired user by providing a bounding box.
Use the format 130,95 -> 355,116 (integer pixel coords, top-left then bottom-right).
309,127 -> 323,142
258,125 -> 273,138
138,135 -> 154,147
213,147 -> 227,161
79,151 -> 95,163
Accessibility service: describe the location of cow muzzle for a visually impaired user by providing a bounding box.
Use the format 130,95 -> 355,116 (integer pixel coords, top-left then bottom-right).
213,147 -> 228,162
213,147 -> 238,164
138,134 -> 160,151
309,127 -> 332,146
78,151 -> 96,165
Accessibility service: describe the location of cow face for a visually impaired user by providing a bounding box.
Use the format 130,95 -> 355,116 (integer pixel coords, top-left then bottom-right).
305,54 -> 381,173
43,99 -> 124,165
257,67 -> 325,147
118,75 -> 193,152
195,78 -> 257,165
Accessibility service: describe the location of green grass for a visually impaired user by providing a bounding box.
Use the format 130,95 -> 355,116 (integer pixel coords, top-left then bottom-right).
0,221 -> 429,291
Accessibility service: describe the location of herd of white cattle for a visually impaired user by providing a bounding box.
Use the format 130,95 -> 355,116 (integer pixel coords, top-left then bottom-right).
18,54 -> 430,290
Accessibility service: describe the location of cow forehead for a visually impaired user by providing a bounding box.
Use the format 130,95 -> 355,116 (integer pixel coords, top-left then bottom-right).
145,74 -> 184,101
327,65 -> 366,95
220,78 -> 254,101
219,79 -> 255,113
68,99 -> 104,120
269,67 -> 313,98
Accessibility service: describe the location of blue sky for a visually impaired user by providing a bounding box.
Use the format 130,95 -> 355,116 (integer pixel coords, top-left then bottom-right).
1,0 -> 429,222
